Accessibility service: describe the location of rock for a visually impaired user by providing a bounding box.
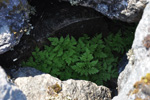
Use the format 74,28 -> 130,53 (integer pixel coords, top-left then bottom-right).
0,0 -> 31,54
0,0 -> 135,69
61,0 -> 149,23
29,0 -> 105,41
13,67 -> 111,100
0,66 -> 26,100
113,2 -> 150,100
0,0 -> 105,68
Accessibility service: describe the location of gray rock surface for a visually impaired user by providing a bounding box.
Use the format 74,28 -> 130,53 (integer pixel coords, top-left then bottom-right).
0,66 -> 26,100
0,0 -> 134,69
0,0 -> 31,54
113,2 -> 150,100
14,67 -> 111,100
61,0 -> 149,22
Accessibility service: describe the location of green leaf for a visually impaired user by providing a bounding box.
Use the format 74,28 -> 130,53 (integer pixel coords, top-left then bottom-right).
74,62 -> 85,68
48,37 -> 59,46
51,68 -> 60,75
35,47 -> 40,52
53,45 -> 60,52
78,39 -> 85,48
57,48 -> 63,57
60,36 -> 64,43
90,60 -> 98,66
71,36 -> 77,45
63,35 -> 70,45
49,53 -> 56,60
66,58 -> 72,66
71,55 -> 79,63
89,44 -> 98,52
80,48 -> 93,61
99,52 -> 107,58
89,67 -> 99,75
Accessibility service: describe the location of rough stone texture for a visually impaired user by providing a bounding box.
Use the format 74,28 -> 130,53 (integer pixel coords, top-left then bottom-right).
61,0 -> 150,23
0,0 -> 31,54
0,66 -> 26,100
14,67 -> 111,100
113,2 -> 150,100
0,0 -> 135,69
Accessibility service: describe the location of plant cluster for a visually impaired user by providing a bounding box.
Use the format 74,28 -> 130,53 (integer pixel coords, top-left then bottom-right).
22,30 -> 134,85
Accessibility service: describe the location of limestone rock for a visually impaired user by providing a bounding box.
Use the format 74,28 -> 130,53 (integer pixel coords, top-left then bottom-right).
14,67 -> 111,100
0,66 -> 26,100
61,0 -> 150,22
113,2 -> 150,100
0,0 -> 133,69
0,0 -> 31,54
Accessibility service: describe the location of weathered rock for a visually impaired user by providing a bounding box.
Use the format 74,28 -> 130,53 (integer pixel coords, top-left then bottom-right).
61,0 -> 149,23
29,0 -> 104,41
0,0 -> 105,68
14,67 -> 111,100
113,2 -> 150,100
0,0 -> 31,54
0,66 -> 26,100
0,0 -> 135,69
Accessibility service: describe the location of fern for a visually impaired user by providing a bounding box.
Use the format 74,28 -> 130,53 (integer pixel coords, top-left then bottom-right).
22,29 -> 135,85
72,48 -> 99,76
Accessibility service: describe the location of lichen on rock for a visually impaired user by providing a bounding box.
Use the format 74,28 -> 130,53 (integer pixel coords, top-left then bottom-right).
62,0 -> 149,22
128,73 -> 150,99
0,0 -> 31,54
13,67 -> 111,100
113,2 -> 150,100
